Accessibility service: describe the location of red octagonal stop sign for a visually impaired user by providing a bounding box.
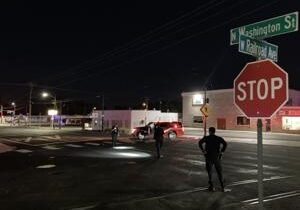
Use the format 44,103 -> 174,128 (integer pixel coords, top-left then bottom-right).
234,59 -> 288,118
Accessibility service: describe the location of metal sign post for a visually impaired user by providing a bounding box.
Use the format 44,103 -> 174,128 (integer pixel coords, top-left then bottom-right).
257,119 -> 264,209
232,11 -> 295,210
203,89 -> 207,136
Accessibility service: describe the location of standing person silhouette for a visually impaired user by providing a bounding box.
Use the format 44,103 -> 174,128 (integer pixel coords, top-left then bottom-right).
154,123 -> 164,158
199,127 -> 227,192
111,124 -> 119,147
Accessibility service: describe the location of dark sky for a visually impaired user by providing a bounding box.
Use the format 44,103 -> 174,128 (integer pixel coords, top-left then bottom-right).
0,0 -> 299,109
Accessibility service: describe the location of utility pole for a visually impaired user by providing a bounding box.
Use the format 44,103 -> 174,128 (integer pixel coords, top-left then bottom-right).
203,88 -> 207,136
0,105 -> 3,124
102,94 -> 104,132
29,82 -> 33,126
96,94 -> 105,132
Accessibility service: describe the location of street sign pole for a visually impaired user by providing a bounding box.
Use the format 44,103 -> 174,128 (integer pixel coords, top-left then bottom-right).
232,12 -> 294,210
203,89 -> 207,136
257,119 -> 264,209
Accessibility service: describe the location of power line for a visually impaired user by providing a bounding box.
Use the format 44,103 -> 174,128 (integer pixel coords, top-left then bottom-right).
55,0 -> 279,87
47,0 -> 248,86
36,0 -> 229,83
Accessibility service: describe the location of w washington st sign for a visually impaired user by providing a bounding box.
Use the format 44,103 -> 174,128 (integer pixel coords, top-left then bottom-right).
230,12 -> 298,45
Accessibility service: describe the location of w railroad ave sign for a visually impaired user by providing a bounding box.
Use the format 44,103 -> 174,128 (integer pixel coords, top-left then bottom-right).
239,34 -> 278,62
231,12 -> 298,45
234,60 -> 288,118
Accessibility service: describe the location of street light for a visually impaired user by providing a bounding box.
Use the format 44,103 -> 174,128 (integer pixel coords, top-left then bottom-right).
142,101 -> 148,126
142,102 -> 148,110
42,91 -> 58,129
11,102 -> 16,126
41,91 -> 57,110
42,92 -> 49,98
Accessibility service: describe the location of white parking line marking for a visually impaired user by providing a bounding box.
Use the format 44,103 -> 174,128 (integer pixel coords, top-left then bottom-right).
36,164 -> 56,169
65,144 -> 84,148
107,175 -> 293,207
15,149 -> 32,153
69,205 -> 97,210
242,190 -> 300,205
85,143 -> 100,146
42,145 -> 61,150
24,137 -> 32,143
0,138 -> 37,147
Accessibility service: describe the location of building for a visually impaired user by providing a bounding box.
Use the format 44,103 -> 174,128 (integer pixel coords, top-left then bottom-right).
182,89 -> 300,133
91,110 -> 178,133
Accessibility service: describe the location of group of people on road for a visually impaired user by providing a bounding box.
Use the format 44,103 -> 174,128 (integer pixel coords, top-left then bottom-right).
110,122 -> 227,192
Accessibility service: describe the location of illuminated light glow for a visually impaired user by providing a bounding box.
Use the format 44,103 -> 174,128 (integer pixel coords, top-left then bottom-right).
193,94 -> 204,105
131,128 -> 136,134
42,92 -> 49,97
117,152 -> 148,158
282,117 -> 300,130
48,109 -> 58,116
36,164 -> 56,169
75,149 -> 152,159
113,146 -> 135,150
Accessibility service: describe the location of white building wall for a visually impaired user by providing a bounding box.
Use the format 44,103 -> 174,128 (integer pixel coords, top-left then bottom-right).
130,110 -> 178,130
92,110 -> 178,133
182,89 -> 300,133
92,110 -> 131,131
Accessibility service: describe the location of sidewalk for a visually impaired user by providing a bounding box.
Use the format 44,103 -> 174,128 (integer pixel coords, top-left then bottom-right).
183,135 -> 300,147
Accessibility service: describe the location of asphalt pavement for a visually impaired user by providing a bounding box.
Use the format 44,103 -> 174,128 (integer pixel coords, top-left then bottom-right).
0,127 -> 299,210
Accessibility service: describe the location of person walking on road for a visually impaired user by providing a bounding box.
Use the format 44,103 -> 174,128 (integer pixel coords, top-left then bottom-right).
154,123 -> 164,158
111,124 -> 119,147
198,127 -> 227,192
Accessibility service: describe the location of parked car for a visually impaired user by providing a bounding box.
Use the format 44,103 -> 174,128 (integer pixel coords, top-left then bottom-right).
131,121 -> 184,141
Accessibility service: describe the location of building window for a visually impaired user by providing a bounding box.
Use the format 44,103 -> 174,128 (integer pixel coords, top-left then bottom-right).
193,116 -> 203,123
192,94 -> 204,105
282,117 -> 300,130
237,116 -> 250,125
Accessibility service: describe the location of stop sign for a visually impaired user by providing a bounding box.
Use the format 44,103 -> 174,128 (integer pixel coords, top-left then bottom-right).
234,59 -> 288,118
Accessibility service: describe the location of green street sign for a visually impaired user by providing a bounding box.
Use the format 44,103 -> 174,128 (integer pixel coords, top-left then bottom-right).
230,12 -> 298,45
239,34 -> 278,62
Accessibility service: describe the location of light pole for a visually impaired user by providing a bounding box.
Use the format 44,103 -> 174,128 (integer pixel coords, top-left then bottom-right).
42,92 -> 57,110
42,91 -> 58,128
0,105 -> 3,124
142,101 -> 148,125
96,94 -> 105,132
28,83 -> 33,126
11,102 -> 16,126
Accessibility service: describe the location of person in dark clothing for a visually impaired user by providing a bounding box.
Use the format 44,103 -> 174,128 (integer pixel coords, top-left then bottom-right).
154,123 -> 164,158
199,127 -> 227,192
111,124 -> 119,147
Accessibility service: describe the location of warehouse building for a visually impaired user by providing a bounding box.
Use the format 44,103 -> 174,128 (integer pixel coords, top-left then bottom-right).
182,89 -> 300,133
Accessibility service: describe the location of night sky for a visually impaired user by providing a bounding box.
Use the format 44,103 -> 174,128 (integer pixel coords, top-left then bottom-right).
0,0 -> 299,111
